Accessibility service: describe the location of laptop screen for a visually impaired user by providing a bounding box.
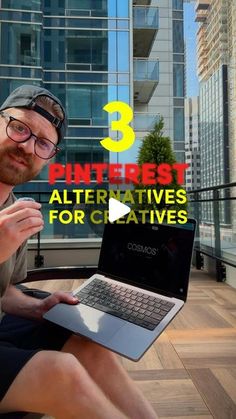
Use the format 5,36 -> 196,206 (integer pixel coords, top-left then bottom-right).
98,220 -> 196,301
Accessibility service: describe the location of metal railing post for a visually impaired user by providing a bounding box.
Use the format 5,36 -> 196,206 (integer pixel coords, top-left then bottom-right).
213,189 -> 223,281
34,231 -> 44,268
34,192 -> 44,268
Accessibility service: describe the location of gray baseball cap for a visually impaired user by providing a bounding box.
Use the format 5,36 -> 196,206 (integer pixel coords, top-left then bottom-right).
0,84 -> 67,142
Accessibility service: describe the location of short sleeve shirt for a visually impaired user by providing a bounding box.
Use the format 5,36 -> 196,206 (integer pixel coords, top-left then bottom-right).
0,193 -> 27,321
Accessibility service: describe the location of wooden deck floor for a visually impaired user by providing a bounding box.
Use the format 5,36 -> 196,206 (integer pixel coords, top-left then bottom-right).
27,268 -> 236,419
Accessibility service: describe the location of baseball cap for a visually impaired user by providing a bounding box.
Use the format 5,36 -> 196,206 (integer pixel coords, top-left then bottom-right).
0,85 -> 67,142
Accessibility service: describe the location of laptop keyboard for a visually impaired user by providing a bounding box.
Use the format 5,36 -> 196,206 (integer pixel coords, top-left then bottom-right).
75,278 -> 175,331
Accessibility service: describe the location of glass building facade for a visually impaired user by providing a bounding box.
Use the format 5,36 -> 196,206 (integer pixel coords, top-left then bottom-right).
200,65 -> 230,224
0,0 -> 131,181
0,0 -> 133,238
0,0 -> 187,237
172,0 -> 185,163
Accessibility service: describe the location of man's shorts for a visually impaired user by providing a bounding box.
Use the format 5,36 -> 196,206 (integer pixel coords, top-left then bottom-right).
0,313 -> 72,402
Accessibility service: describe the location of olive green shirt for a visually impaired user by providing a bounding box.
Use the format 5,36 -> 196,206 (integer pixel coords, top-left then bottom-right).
0,193 -> 27,321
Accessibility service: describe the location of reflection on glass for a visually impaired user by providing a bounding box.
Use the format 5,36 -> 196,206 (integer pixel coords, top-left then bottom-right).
134,59 -> 159,81
134,113 -> 160,131
133,7 -> 159,29
2,0 -> 41,10
174,108 -> 184,141
66,85 -> 108,126
0,23 -> 41,66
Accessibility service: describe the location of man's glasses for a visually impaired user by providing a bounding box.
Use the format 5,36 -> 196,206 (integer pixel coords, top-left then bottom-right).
0,111 -> 60,160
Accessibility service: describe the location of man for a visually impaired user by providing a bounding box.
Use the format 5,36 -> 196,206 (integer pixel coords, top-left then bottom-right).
0,85 -> 158,419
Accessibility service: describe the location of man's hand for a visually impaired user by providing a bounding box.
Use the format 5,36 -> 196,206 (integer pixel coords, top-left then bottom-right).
0,200 -> 43,263
39,291 -> 79,317
2,286 -> 79,320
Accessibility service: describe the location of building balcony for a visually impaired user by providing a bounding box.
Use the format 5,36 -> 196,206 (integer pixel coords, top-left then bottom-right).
195,0 -> 211,12
133,58 -> 159,103
134,112 -> 160,131
133,6 -> 159,57
133,0 -> 151,5
195,0 -> 210,23
195,10 -> 208,22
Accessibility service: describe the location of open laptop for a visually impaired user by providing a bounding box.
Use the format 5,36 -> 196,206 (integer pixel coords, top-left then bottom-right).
44,219 -> 196,361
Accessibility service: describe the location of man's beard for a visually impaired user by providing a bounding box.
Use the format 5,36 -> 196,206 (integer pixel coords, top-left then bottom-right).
0,144 -> 41,185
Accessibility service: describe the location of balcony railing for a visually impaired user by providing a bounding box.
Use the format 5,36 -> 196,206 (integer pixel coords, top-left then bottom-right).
133,59 -> 159,81
187,182 -> 236,281
133,59 -> 159,103
134,112 -> 160,131
133,6 -> 159,57
14,182 -> 236,284
133,6 -> 159,30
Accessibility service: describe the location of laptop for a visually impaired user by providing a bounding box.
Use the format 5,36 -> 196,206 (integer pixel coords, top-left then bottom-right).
44,219 -> 196,361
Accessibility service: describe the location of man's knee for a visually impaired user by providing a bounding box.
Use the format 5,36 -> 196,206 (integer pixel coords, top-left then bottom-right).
0,351 -> 90,414
38,351 -> 91,395
63,335 -> 121,379
65,334 -> 118,362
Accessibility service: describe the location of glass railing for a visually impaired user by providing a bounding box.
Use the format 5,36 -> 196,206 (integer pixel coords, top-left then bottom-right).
133,59 -> 159,81
14,182 -> 236,280
133,6 -> 159,29
14,189 -> 104,240
134,113 -> 160,131
187,182 -> 236,280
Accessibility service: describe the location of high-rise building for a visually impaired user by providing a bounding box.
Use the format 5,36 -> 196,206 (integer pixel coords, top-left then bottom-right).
195,0 -> 230,223
124,0 -> 186,164
228,0 -> 236,238
228,0 -> 236,184
0,0 -> 186,237
185,96 -> 200,191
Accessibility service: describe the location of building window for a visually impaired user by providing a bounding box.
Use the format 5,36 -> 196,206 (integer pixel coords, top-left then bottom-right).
172,0 -> 183,11
173,20 -> 184,53
66,85 -> 108,126
67,31 -> 108,71
0,23 -> 41,66
174,108 -> 184,141
173,63 -> 184,97
2,0 -> 41,10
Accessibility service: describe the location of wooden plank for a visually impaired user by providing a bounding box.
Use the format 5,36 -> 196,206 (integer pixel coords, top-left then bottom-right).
189,369 -> 236,419
169,304 -> 231,329
159,416 -> 213,419
25,278 -> 84,292
167,328 -> 236,343
129,369 -> 189,381
210,304 -> 236,328
154,340 -> 184,369
213,288 -> 236,305
137,379 -> 210,417
212,368 -> 236,403
121,344 -> 163,371
174,342 -> 236,358
182,357 -> 236,369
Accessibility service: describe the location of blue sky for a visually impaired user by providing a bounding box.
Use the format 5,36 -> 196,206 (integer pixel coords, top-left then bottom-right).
184,2 -> 199,97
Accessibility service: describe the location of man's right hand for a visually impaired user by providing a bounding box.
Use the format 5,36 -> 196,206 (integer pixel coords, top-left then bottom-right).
0,200 -> 44,264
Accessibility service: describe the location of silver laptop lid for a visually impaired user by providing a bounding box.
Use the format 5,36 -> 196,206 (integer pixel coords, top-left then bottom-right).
98,219 -> 196,301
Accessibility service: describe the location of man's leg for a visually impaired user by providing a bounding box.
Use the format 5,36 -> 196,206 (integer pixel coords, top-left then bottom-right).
62,335 -> 158,419
0,350 -> 128,419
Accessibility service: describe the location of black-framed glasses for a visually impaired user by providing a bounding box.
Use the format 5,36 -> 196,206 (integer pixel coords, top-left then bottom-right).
0,111 -> 60,159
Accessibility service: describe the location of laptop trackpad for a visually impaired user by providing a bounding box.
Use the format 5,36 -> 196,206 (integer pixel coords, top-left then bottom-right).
44,303 -> 124,343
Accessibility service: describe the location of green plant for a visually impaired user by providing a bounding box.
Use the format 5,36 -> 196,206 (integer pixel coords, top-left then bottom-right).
133,117 -> 187,212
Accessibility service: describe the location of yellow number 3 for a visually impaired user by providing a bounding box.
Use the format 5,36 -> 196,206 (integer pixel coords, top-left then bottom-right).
100,101 -> 135,152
